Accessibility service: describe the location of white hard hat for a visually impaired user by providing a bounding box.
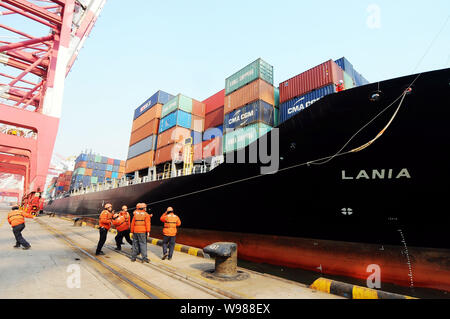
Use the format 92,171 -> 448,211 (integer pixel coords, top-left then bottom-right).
339,80 -> 343,83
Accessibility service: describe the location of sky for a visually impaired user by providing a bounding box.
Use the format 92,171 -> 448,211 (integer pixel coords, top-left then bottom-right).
4,1 -> 450,161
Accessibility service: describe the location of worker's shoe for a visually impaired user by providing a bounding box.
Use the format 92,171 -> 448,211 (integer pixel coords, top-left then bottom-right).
162,253 -> 168,260
130,258 -> 136,262
168,257 -> 172,261
142,258 -> 150,263
13,244 -> 20,248
95,251 -> 105,256
114,247 -> 121,251
23,246 -> 31,250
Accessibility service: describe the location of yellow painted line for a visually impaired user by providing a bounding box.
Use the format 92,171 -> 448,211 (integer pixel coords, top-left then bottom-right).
174,244 -> 182,252
188,247 -> 198,256
352,286 -> 379,299
310,278 -> 332,294
151,239 -> 159,245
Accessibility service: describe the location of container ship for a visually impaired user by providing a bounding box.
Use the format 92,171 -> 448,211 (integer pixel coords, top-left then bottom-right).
45,58 -> 450,292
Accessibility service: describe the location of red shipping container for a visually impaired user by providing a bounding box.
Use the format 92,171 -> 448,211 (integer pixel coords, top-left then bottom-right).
202,137 -> 222,159
193,143 -> 203,161
154,143 -> 185,165
129,118 -> 160,146
85,168 -> 93,176
125,151 -> 155,173
204,107 -> 224,130
203,89 -> 225,113
279,59 -> 344,104
192,99 -> 206,117
107,158 -> 114,165
156,126 -> 191,149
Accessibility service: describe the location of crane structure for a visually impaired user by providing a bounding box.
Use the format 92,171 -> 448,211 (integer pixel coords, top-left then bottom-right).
0,0 -> 106,197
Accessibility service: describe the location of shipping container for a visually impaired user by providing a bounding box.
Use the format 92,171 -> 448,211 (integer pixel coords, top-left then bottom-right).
223,123 -> 273,153
205,107 -> 224,130
224,100 -> 275,133
192,99 -> 206,117
156,126 -> 191,149
202,137 -> 222,159
113,165 -> 119,171
334,57 -> 354,77
101,156 -> 108,164
203,89 -> 225,113
159,110 -> 191,133
105,171 -> 112,179
224,79 -> 275,114
113,159 -> 120,166
134,90 -> 175,120
119,166 -> 125,173
85,168 -> 93,176
98,176 -> 105,183
193,143 -> 203,161
274,87 -> 280,107
154,143 -> 184,165
106,164 -> 113,171
107,158 -> 114,165
125,151 -> 155,173
132,103 -> 163,132
129,118 -> 160,145
127,135 -> 158,160
279,59 -> 343,104
76,154 -> 87,162
279,84 -> 335,123
112,172 -> 119,179
343,71 -> 356,90
161,94 -> 194,118
191,130 -> 203,145
94,155 -> 101,163
191,114 -> 205,132
87,154 -> 95,162
78,161 -> 87,168
203,125 -> 223,141
86,161 -> 94,169
225,58 -> 273,95
78,168 -> 86,175
120,160 -> 125,167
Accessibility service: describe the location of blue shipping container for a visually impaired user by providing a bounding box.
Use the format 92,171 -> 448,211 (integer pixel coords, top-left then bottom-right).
203,126 -> 223,141
112,172 -> 119,179
98,171 -> 105,177
279,84 -> 335,123
87,154 -> 95,162
98,176 -> 105,183
76,154 -> 88,163
106,164 -> 113,171
224,100 -> 275,133
86,161 -> 94,169
113,159 -> 121,166
159,110 -> 192,133
101,156 -> 108,164
335,57 -> 354,77
133,90 -> 175,120
113,165 -> 119,172
191,131 -> 203,145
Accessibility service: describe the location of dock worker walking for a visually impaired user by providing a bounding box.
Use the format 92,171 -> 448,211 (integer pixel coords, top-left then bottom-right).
336,80 -> 345,92
160,207 -> 181,261
96,203 -> 112,256
7,205 -> 34,250
112,205 -> 133,250
130,203 -> 152,263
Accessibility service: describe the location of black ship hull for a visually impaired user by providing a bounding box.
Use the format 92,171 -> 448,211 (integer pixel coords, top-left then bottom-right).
46,68 -> 450,291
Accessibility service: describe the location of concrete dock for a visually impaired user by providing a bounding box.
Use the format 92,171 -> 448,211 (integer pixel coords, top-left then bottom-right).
0,208 -> 343,299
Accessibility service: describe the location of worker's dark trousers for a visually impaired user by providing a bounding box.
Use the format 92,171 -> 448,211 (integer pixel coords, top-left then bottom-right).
115,229 -> 132,248
96,227 -> 108,254
131,233 -> 147,259
162,236 -> 176,258
12,224 -> 30,248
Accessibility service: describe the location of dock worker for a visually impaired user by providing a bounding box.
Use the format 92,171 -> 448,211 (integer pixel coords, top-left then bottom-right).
28,192 -> 41,216
160,207 -> 181,261
7,205 -> 34,250
130,203 -> 152,263
336,80 -> 345,92
96,203 -> 113,256
112,206 -> 132,250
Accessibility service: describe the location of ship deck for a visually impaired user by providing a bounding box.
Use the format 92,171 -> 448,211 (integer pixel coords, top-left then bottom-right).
0,208 -> 342,299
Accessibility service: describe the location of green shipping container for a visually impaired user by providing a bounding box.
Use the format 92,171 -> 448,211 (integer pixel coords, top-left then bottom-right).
343,71 -> 356,90
78,168 -> 85,175
223,123 -> 273,153
95,155 -> 102,163
274,87 -> 280,108
161,94 -> 193,118
91,176 -> 98,184
225,58 -> 274,96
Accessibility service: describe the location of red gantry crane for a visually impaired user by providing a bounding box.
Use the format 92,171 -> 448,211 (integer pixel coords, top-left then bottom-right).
0,0 -> 106,198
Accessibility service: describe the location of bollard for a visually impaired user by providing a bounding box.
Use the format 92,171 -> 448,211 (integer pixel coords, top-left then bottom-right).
202,242 -> 248,281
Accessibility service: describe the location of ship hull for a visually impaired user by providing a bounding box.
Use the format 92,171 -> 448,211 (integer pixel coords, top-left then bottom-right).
46,68 -> 450,291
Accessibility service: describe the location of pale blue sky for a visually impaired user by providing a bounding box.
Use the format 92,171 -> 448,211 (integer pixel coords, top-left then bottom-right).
12,1 -> 450,160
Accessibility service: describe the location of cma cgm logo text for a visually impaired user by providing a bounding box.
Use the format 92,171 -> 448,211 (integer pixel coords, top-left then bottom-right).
341,168 -> 411,180
139,101 -> 152,113
288,97 -> 322,115
228,110 -> 254,125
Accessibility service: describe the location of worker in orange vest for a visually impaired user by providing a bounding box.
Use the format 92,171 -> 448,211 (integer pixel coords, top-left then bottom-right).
96,203 -> 112,256
112,205 -> 132,250
160,207 -> 181,260
7,205 -> 34,249
28,192 -> 41,216
336,80 -> 345,92
130,203 -> 152,263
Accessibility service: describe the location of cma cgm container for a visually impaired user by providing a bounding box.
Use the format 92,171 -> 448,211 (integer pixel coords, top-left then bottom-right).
125,151 -> 155,173
129,118 -> 160,145
279,84 -> 335,123
157,126 -> 191,149
279,59 -> 343,104
133,90 -> 174,120
161,94 -> 195,118
203,89 -> 225,113
223,123 -> 273,153
127,135 -> 158,159
159,110 -> 192,133
224,100 -> 275,133
225,58 -> 274,95
224,79 -> 275,114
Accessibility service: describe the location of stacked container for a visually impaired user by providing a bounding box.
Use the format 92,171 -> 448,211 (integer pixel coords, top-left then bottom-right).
54,171 -> 72,195
154,94 -> 205,166
223,58 -> 278,154
126,90 -> 174,174
71,153 -> 125,190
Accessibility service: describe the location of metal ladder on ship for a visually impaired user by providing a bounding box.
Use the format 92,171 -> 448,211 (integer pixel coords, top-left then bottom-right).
163,163 -> 172,179
183,137 -> 194,176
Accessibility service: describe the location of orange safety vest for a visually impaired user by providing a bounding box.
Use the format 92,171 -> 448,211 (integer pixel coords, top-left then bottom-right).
160,212 -> 181,237
336,83 -> 344,92
99,210 -> 112,230
7,209 -> 33,227
119,211 -> 131,228
131,210 -> 150,234
112,213 -> 129,232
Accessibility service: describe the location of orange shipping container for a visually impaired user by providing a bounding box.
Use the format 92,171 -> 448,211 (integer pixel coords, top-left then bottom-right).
78,161 -> 87,168
119,166 -> 125,173
224,79 -> 274,114
105,171 -> 112,179
85,168 -> 93,176
120,160 -> 125,167
131,103 -> 163,132
154,143 -> 184,165
156,126 -> 191,149
192,100 -> 206,117
129,118 -> 160,146
191,115 -> 205,132
125,151 -> 155,173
